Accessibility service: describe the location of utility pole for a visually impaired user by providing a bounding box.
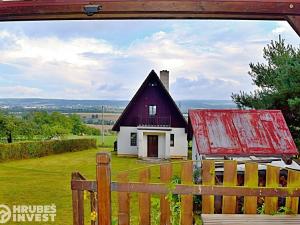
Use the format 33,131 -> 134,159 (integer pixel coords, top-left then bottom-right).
102,105 -> 104,145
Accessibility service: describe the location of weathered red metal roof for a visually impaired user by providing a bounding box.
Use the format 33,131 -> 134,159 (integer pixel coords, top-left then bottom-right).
189,109 -> 298,156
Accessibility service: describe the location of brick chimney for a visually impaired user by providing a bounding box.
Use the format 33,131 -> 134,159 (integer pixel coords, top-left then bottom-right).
160,70 -> 169,92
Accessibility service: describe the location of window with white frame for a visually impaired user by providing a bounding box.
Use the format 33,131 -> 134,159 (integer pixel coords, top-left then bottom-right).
170,133 -> 174,147
130,133 -> 137,146
148,105 -> 157,116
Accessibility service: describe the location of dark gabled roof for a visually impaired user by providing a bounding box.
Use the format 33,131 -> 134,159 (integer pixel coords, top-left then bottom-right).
112,70 -> 187,131
188,109 -> 298,156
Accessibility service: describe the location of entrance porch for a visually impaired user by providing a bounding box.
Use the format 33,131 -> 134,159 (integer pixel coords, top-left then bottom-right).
137,126 -> 171,159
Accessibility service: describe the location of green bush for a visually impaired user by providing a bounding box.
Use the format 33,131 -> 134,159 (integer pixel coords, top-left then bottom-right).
0,138 -> 97,162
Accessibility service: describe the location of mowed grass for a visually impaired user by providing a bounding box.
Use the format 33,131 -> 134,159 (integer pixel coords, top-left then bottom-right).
64,134 -> 116,147
0,147 -> 183,225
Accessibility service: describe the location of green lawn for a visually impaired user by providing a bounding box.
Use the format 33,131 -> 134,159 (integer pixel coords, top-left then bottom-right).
64,134 -> 116,147
0,147 -> 184,225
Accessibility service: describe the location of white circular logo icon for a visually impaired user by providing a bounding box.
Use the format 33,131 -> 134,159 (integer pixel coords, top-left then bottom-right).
0,205 -> 11,224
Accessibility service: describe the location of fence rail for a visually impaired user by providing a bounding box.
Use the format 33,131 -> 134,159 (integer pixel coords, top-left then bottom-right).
71,181 -> 300,197
71,152 -> 300,225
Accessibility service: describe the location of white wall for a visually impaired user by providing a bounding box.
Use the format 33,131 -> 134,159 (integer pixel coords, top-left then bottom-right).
158,133 -> 166,158
169,128 -> 188,157
117,126 -> 138,155
117,126 -> 188,158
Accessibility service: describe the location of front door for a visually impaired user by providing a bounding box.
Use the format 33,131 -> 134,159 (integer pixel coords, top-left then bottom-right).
147,135 -> 158,157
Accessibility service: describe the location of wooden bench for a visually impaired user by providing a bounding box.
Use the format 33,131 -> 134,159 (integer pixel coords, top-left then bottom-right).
201,214 -> 300,225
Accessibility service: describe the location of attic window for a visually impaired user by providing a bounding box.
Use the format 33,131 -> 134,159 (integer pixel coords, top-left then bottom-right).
149,105 -> 157,116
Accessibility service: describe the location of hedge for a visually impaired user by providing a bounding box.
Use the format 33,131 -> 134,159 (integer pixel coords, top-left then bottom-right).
0,138 -> 97,162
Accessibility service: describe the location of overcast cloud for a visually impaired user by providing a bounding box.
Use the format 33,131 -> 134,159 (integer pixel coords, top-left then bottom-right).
0,20 -> 298,100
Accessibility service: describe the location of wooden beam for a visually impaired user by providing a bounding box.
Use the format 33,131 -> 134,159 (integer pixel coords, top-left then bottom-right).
1,1 -> 299,35
0,1 -> 299,30
287,15 -> 300,36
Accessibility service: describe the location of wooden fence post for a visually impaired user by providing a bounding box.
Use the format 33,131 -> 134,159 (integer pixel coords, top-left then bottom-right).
97,152 -> 112,225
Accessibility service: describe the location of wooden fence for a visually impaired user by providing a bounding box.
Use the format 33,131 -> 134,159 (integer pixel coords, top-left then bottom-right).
71,152 -> 300,225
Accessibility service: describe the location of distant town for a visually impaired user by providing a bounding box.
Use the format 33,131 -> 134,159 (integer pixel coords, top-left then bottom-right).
0,98 -> 236,113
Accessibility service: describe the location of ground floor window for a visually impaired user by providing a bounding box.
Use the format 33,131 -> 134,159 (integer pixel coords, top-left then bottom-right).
170,133 -> 174,147
130,132 -> 137,146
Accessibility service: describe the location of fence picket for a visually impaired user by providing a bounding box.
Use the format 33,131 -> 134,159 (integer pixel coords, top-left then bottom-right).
139,168 -> 151,225
265,165 -> 279,214
90,192 -> 97,225
244,162 -> 258,214
202,160 -> 215,214
181,161 -> 193,225
160,163 -> 172,225
222,160 -> 237,214
72,187 -> 80,225
118,172 -> 130,225
71,172 -> 85,225
286,170 -> 300,214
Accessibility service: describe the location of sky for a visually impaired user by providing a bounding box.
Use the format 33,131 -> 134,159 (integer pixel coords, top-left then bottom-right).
0,20 -> 299,100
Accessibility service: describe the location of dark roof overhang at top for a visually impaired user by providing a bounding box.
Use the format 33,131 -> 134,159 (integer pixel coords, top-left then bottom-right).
0,0 -> 299,37
112,70 -> 187,131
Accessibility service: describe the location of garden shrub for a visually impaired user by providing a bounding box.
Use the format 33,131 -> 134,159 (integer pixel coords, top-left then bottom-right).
0,138 -> 97,162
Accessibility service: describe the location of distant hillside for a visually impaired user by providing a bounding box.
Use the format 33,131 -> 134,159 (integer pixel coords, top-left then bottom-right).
176,100 -> 236,113
0,98 -> 236,113
0,98 -> 128,113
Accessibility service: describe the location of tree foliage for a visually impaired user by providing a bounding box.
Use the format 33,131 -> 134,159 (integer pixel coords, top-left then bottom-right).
232,37 -> 300,148
0,111 -> 100,143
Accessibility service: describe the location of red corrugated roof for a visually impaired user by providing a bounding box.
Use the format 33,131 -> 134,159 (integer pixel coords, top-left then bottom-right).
189,109 -> 298,156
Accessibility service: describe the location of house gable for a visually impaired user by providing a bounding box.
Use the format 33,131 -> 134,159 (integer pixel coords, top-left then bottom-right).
112,70 -> 187,131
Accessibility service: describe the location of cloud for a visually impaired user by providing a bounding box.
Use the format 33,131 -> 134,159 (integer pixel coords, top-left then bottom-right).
0,31 -> 127,97
171,76 -> 247,100
0,85 -> 42,98
0,20 -> 298,100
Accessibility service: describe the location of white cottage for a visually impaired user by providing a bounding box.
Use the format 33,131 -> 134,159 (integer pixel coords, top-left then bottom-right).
112,70 -> 188,159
